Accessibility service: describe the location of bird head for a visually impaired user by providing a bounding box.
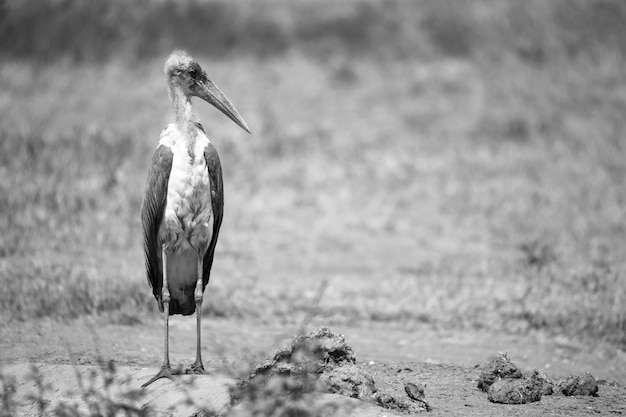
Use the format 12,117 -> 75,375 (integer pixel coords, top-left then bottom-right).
164,50 -> 251,133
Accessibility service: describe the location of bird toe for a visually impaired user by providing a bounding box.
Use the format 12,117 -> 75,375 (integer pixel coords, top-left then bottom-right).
185,362 -> 206,375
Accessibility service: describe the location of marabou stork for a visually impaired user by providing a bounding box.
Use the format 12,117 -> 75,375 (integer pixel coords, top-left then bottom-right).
140,50 -> 250,388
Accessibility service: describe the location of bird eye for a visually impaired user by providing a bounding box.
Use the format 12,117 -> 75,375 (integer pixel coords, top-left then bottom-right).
189,69 -> 198,78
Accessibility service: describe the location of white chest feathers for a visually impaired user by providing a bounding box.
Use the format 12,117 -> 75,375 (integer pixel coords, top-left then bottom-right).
159,124 -> 214,253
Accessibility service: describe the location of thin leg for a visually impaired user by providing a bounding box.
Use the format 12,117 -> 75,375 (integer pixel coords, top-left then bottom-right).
186,256 -> 205,374
142,249 -> 180,388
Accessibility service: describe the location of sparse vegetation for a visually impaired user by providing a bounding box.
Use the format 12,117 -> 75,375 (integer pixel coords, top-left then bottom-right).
1,362 -> 150,416
0,371 -> 18,416
2,0 -> 626,63
1,2 -> 625,413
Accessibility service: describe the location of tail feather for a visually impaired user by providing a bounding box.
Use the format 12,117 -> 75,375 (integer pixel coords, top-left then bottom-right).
169,287 -> 197,316
164,249 -> 200,316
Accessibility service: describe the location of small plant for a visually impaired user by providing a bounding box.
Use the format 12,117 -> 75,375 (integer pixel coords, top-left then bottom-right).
24,365 -> 51,417
519,241 -> 557,270
0,361 -> 154,417
421,0 -> 477,57
0,371 -> 18,417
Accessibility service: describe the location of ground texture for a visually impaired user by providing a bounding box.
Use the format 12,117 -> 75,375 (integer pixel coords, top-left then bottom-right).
2,1 -> 626,415
2,320 -> 625,416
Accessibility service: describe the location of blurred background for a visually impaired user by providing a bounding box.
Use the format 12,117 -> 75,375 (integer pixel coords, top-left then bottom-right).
0,0 -> 625,355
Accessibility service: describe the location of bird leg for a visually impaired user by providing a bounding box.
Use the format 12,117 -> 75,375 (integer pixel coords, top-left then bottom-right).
142,249 -> 182,388
186,256 -> 205,374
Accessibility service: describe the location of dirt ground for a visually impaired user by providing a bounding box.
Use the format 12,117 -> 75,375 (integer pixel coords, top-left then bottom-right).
2,1 -> 626,415
2,317 -> 625,416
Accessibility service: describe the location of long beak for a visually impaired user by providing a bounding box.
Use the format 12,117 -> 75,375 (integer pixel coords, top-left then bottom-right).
196,79 -> 251,134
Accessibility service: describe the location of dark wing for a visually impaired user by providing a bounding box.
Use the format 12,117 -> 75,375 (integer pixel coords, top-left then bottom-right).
140,144 -> 173,307
202,141 -> 224,290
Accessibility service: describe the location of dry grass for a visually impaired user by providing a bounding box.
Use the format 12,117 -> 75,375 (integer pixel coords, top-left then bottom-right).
0,0 -> 625,350
0,362 -> 148,416
2,0 -> 625,63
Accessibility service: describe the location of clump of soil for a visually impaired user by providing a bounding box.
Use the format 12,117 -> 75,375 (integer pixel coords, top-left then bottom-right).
555,373 -> 599,397
477,353 -> 600,405
317,364 -> 376,400
245,326 -> 356,384
487,377 -> 542,404
231,327 -> 431,414
483,366 -> 550,405
231,328 -> 366,403
530,369 -> 555,395
477,353 -> 523,392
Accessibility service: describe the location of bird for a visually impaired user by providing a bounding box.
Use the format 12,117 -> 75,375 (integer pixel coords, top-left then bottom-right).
140,50 -> 250,388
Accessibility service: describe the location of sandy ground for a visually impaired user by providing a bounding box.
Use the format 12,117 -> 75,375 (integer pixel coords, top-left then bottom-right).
4,363 -> 232,417
1,317 -> 625,415
4,361 -> 626,417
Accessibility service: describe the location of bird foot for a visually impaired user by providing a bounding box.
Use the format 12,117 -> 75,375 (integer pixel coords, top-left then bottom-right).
141,364 -> 183,388
185,362 -> 206,375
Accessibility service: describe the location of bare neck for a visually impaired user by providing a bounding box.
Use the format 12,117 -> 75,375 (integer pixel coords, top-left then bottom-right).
169,85 -> 197,136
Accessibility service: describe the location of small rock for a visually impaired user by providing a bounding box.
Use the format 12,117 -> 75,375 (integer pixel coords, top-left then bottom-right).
404,382 -> 425,402
477,353 -> 523,392
317,364 -> 376,400
373,391 -> 428,413
555,373 -> 599,397
405,382 -> 431,411
487,377 -> 542,404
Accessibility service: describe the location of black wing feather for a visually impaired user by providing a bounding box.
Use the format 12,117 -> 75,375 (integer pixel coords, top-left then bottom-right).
140,144 -> 173,307
202,141 -> 224,290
